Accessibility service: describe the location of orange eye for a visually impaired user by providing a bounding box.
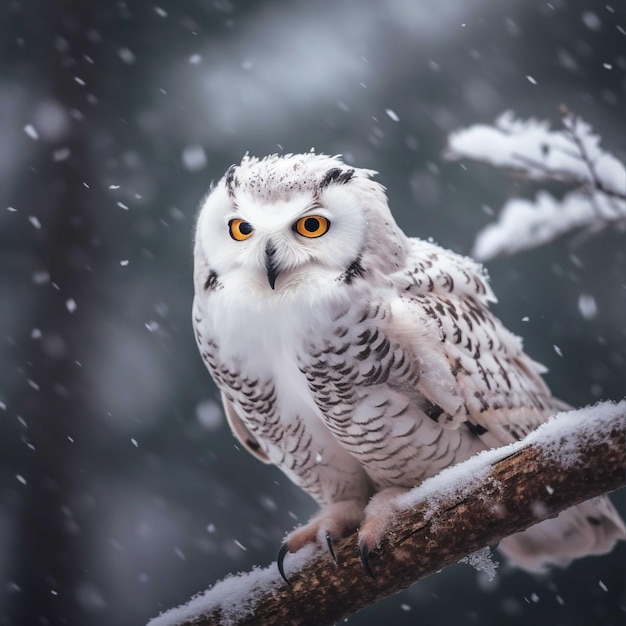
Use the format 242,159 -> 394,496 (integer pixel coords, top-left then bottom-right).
294,216 -> 330,238
228,219 -> 254,241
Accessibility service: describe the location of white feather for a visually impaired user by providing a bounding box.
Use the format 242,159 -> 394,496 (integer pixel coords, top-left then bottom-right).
192,152 -> 624,570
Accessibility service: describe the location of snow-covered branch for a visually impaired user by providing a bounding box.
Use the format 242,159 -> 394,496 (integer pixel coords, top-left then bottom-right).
147,401 -> 625,626
445,109 -> 626,261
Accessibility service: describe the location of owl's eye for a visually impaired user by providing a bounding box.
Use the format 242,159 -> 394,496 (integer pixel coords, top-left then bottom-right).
228,219 -> 254,241
294,216 -> 330,238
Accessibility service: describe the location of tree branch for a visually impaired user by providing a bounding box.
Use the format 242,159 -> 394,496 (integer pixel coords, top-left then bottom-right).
445,109 -> 626,200
148,401 -> 625,626
444,109 -> 626,260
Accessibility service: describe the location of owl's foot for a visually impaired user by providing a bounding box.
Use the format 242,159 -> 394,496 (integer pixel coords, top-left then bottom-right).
357,487 -> 406,578
277,500 -> 366,583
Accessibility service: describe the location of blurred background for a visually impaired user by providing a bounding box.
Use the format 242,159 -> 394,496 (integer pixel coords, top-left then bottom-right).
0,0 -> 624,624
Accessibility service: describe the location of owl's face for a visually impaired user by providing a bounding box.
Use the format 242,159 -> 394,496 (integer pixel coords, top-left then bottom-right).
195,154 -> 393,295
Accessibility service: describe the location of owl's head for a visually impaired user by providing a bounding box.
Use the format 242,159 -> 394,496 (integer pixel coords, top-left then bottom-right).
195,153 -> 407,295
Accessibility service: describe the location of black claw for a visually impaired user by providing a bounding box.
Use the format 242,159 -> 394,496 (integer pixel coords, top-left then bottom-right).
277,542 -> 291,585
325,533 -> 337,564
359,542 -> 376,579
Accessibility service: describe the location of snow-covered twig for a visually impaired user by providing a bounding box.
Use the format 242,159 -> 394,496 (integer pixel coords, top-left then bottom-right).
445,109 -> 626,261
472,189 -> 620,261
147,401 -> 625,626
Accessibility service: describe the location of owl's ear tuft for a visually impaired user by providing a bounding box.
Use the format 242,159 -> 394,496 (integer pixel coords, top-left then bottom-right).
320,167 -> 355,189
225,164 -> 239,198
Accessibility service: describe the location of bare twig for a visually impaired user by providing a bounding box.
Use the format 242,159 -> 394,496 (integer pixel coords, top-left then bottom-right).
148,402 -> 625,626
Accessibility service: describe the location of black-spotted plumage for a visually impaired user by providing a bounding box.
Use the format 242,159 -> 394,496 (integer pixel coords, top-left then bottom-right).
192,153 -> 625,574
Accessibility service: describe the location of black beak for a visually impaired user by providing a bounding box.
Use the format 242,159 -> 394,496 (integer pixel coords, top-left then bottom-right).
265,242 -> 280,290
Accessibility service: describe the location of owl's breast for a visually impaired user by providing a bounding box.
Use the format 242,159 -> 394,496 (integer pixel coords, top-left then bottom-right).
198,279 -> 350,383
194,282 -> 373,503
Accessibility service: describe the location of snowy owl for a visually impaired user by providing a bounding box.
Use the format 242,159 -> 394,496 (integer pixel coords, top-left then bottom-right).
192,152 -> 624,580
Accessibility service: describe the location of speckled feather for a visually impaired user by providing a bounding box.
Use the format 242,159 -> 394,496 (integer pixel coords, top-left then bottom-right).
192,153 -> 624,572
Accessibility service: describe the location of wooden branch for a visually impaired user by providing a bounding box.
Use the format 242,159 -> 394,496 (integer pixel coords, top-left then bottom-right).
148,401 -> 625,626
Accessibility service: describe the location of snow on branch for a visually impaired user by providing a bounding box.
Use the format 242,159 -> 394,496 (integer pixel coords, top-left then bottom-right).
148,401 -> 625,626
445,108 -> 626,261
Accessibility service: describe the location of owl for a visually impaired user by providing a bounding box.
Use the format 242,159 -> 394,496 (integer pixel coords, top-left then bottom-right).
192,153 -> 624,580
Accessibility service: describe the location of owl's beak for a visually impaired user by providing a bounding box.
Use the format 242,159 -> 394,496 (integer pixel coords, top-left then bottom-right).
265,242 -> 280,290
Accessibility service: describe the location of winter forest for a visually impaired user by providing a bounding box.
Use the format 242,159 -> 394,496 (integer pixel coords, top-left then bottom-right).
0,1 -> 624,626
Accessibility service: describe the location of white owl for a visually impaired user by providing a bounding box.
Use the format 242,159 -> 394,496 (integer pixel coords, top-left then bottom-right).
192,153 -> 624,580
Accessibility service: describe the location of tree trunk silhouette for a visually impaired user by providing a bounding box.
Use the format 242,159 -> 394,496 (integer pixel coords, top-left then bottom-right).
5,4 -> 101,625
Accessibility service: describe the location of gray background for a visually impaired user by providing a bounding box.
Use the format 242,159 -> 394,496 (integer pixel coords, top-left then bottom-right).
0,1 -> 624,625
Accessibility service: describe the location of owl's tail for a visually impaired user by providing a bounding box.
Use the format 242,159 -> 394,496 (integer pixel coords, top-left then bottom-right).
498,495 -> 625,573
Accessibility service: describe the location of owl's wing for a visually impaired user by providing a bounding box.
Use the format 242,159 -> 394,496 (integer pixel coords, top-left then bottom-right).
389,239 -> 567,447
221,392 -> 271,464
192,282 -> 271,464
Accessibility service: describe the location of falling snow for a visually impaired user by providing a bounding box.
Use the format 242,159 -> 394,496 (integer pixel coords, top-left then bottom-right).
52,147 -> 71,161
118,48 -> 136,64
23,124 -> 39,140
195,399 -> 223,431
182,146 -> 208,171
577,293 -> 598,320
581,12 -> 602,31
32,271 -> 50,284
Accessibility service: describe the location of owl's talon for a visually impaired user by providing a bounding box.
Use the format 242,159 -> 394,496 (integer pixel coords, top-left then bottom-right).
325,532 -> 337,564
359,541 -> 376,579
277,542 -> 291,585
